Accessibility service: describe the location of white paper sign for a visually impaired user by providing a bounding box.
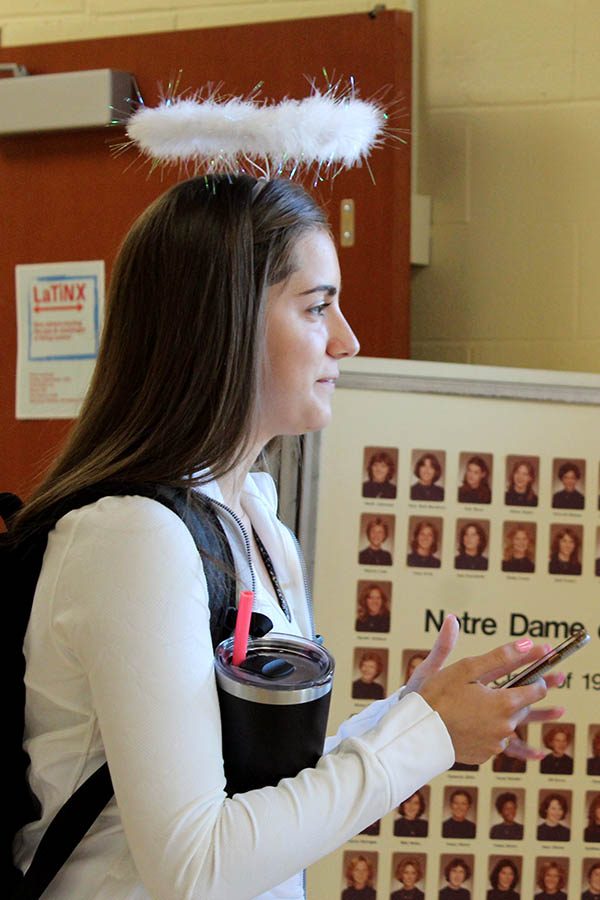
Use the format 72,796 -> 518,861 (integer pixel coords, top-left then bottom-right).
15,260 -> 105,419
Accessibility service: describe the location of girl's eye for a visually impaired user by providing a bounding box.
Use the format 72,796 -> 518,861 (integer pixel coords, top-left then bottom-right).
309,302 -> 331,317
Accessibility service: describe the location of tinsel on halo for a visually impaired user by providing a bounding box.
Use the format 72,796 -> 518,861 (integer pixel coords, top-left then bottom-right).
113,74 -> 407,183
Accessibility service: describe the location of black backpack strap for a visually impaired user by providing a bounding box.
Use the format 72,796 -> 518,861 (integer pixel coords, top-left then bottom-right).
13,482 -> 237,899
152,485 -> 237,647
12,764 -> 112,900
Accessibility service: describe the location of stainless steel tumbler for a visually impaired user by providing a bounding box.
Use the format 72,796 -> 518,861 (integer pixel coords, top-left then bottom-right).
214,633 -> 335,796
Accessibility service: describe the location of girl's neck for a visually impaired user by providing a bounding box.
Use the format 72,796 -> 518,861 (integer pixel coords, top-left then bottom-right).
218,468 -> 251,519
217,441 -> 264,519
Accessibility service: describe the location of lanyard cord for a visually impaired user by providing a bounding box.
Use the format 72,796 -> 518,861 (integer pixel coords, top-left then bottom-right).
252,527 -> 292,622
204,494 -> 291,623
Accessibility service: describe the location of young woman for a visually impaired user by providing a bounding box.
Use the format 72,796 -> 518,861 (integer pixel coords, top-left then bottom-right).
549,527 -> 582,576
458,456 -> 492,504
342,855 -> 377,900
352,651 -> 386,701
588,728 -> 600,776
454,521 -> 489,571
535,860 -> 567,900
537,793 -> 571,842
439,858 -> 471,900
487,858 -> 520,900
502,525 -> 536,573
540,725 -> 574,775
505,460 -> 538,507
582,861 -> 600,900
552,461 -> 585,509
492,723 -> 528,773
355,583 -> 391,633
584,793 -> 600,842
391,857 -> 424,900
404,652 -> 429,684
410,453 -> 445,502
407,520 -> 442,568
363,450 -> 397,499
442,789 -> 476,839
359,517 -> 393,566
393,790 -> 428,838
489,792 -> 524,841
13,175 -> 562,899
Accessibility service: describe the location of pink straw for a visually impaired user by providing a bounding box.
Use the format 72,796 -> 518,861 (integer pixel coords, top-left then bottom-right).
232,590 -> 254,666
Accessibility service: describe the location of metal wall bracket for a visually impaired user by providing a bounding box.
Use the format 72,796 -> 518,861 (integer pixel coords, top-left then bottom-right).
339,199 -> 356,248
0,63 -> 30,77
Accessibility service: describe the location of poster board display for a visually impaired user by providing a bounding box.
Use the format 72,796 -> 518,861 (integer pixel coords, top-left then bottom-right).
15,260 -> 105,419
302,358 -> 600,900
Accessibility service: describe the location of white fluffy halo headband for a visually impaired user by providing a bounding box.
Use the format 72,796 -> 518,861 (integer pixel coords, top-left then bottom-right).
119,74 -> 403,182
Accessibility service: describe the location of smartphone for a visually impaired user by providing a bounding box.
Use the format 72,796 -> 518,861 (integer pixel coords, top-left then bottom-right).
502,628 -> 590,688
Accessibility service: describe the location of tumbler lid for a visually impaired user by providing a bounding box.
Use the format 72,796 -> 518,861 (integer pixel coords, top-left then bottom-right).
214,633 -> 335,705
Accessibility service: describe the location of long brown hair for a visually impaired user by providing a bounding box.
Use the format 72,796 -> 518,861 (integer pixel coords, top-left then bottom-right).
16,175 -> 327,533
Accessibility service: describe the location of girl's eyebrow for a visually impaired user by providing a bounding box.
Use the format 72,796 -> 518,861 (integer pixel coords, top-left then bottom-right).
298,284 -> 338,297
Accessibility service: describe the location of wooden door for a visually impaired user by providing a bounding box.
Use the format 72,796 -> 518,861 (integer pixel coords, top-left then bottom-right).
0,9 -> 412,496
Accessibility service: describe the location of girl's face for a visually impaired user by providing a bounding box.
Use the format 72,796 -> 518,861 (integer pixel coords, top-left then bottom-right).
417,525 -> 434,553
498,865 -> 515,890
561,468 -> 578,491
402,793 -> 421,820
352,859 -> 370,889
590,867 -> 600,892
500,800 -> 516,823
512,529 -> 529,557
368,523 -> 386,548
546,798 -> 564,824
463,525 -> 480,554
450,794 -> 470,821
594,801 -> 600,825
371,459 -> 389,483
366,589 -> 383,615
513,464 -> 532,491
401,864 -> 418,888
360,659 -> 379,683
543,866 -> 560,893
261,231 -> 359,443
558,532 -> 575,559
407,655 -> 425,678
549,731 -> 568,756
448,865 -> 466,887
465,462 -> 483,488
418,457 -> 436,485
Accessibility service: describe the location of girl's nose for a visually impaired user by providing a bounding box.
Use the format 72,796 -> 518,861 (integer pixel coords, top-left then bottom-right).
328,312 -> 360,358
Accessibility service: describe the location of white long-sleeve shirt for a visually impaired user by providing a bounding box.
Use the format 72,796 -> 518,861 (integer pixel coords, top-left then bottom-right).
17,473 -> 454,899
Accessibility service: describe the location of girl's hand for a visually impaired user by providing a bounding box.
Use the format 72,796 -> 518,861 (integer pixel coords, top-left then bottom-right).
404,616 -> 565,765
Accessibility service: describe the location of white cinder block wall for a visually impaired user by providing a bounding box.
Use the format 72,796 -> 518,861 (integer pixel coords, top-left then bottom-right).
2,0 -> 599,374
412,0 -> 600,373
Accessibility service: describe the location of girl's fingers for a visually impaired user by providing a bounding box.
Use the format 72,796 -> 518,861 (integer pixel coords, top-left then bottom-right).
505,704 -> 566,758
404,615 -> 459,695
466,640 -> 549,684
503,678 -> 548,714
418,614 -> 459,673
519,705 -> 565,723
502,735 -> 545,761
543,672 -> 565,689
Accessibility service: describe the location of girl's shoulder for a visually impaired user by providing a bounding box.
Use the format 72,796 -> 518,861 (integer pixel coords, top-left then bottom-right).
53,493 -> 189,546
